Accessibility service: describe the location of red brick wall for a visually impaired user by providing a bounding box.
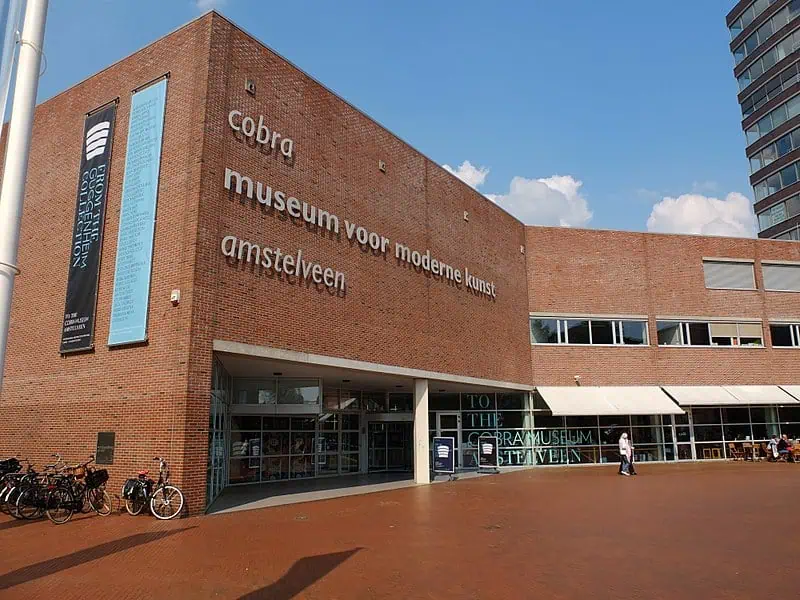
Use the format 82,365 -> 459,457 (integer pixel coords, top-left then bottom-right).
527,227 -> 800,387
193,16 -> 532,387
0,17 -> 213,512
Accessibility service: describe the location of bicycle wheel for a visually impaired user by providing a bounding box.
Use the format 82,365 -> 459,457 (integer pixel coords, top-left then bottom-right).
46,487 -> 75,524
5,486 -> 23,519
87,488 -> 112,516
16,487 -> 42,520
125,496 -> 146,516
150,485 -> 184,520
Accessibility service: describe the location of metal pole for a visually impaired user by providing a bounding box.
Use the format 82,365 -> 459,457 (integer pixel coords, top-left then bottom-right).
0,0 -> 49,396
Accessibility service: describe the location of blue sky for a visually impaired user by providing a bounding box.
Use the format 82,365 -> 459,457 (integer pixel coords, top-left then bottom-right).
33,0 -> 752,235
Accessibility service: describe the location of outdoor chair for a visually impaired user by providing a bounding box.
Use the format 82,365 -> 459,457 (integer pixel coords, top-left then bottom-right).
727,443 -> 744,461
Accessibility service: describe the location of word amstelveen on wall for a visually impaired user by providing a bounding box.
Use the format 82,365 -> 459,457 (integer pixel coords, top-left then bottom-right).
221,235 -> 346,292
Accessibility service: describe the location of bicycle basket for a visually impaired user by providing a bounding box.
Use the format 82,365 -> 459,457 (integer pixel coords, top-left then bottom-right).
0,458 -> 20,475
86,468 -> 109,489
73,465 -> 86,479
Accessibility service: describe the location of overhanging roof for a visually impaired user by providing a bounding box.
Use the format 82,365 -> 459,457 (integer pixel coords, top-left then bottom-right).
724,385 -> 799,405
536,386 -> 684,416
663,385 -> 799,406
662,386 -> 739,406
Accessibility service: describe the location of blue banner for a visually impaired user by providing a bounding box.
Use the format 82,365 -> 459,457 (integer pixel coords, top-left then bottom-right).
108,78 -> 167,346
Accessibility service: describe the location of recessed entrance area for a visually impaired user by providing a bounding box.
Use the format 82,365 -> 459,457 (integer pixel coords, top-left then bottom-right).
208,346 -> 529,510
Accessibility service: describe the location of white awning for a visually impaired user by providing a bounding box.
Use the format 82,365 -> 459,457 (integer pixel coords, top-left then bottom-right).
661,386 -> 739,406
536,386 -> 684,416
724,385 -> 799,405
780,386 -> 800,401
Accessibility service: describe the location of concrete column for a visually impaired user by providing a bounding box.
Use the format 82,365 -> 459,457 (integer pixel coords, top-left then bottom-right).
413,378 -> 430,484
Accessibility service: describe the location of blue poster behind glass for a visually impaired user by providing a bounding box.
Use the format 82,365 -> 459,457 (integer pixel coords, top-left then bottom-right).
108,78 -> 167,346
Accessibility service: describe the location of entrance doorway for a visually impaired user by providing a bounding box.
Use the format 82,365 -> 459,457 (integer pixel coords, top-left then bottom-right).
368,422 -> 413,472
436,412 -> 462,469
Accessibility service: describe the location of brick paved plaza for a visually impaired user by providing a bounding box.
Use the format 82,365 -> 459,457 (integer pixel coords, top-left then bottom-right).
1,462 -> 798,599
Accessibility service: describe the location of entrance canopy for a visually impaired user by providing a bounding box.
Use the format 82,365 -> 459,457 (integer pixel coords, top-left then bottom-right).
663,385 -> 799,406
536,386 -> 684,416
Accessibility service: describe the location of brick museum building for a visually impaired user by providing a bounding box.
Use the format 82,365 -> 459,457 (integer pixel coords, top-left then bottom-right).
3,12 -> 800,514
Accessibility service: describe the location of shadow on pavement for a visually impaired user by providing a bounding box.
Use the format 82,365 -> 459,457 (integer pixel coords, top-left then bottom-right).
0,525 -> 196,590
238,548 -> 363,600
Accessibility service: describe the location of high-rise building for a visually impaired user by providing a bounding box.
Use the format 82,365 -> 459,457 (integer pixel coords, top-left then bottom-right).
728,0 -> 800,239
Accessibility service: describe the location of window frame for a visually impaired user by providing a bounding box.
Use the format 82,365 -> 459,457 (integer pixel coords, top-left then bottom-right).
769,322 -> 800,347
529,316 -> 649,347
655,320 -> 764,348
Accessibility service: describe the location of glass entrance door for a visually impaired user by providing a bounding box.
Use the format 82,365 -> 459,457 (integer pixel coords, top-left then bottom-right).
368,422 -> 413,472
436,412 -> 461,470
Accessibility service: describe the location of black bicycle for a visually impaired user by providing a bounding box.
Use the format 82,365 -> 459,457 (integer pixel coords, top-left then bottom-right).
15,454 -> 67,520
122,457 -> 184,520
45,455 -> 111,524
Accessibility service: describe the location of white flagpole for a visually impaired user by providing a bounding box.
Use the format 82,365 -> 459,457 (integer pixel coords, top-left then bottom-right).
0,0 -> 49,396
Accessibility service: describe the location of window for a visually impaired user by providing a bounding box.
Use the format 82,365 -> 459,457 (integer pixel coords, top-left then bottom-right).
702,260 -> 756,290
530,318 -> 558,344
565,320 -> 590,344
742,65 -> 800,119
656,321 -> 763,347
757,194 -> 800,231
530,317 -> 648,345
733,4 -> 797,65
763,262 -> 800,290
770,323 -> 800,346
737,29 -> 800,93
590,320 -> 614,345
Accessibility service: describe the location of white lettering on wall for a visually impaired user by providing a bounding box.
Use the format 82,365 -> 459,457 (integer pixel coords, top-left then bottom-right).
228,110 -> 294,158
221,235 -> 345,292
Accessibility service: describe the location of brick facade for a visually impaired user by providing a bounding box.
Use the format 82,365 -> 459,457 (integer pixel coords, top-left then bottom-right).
3,13 -> 800,513
527,227 -> 800,386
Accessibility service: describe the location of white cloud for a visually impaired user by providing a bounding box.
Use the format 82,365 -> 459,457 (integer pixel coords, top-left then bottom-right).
443,160 -> 489,190
486,175 -> 592,227
196,0 -> 225,11
646,192 -> 756,238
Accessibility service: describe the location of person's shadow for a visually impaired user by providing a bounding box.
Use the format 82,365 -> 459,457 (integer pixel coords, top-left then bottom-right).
238,548 -> 363,600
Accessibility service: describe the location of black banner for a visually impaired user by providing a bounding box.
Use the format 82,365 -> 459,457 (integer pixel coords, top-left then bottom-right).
433,437 -> 455,473
60,103 -> 117,353
478,435 -> 498,469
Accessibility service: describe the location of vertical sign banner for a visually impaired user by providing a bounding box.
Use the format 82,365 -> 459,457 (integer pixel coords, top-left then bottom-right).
433,437 -> 455,474
108,78 -> 167,346
60,103 -> 117,353
478,434 -> 499,470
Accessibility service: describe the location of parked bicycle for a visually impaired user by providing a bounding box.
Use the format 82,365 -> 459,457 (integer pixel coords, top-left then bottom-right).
0,457 -> 34,518
122,457 -> 184,520
15,454 -> 67,521
45,455 -> 111,524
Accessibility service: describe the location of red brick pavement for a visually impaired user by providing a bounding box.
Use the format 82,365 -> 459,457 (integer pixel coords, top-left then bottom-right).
1,462 -> 798,599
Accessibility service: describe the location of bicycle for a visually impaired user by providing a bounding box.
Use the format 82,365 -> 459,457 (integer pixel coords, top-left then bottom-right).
0,458 -> 35,518
15,454 -> 67,520
46,455 -> 112,524
122,457 -> 184,520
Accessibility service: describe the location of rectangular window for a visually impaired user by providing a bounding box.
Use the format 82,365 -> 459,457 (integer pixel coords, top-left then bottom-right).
656,321 -> 761,347
688,322 -> 711,346
777,134 -> 793,157
763,263 -> 800,291
759,210 -> 772,231
781,163 -> 799,187
590,320 -> 614,345
702,260 -> 756,290
530,318 -> 648,346
657,321 -> 682,346
770,323 -> 798,346
786,194 -> 800,217
564,320 -> 590,344
619,320 -> 647,345
530,318 -> 559,344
